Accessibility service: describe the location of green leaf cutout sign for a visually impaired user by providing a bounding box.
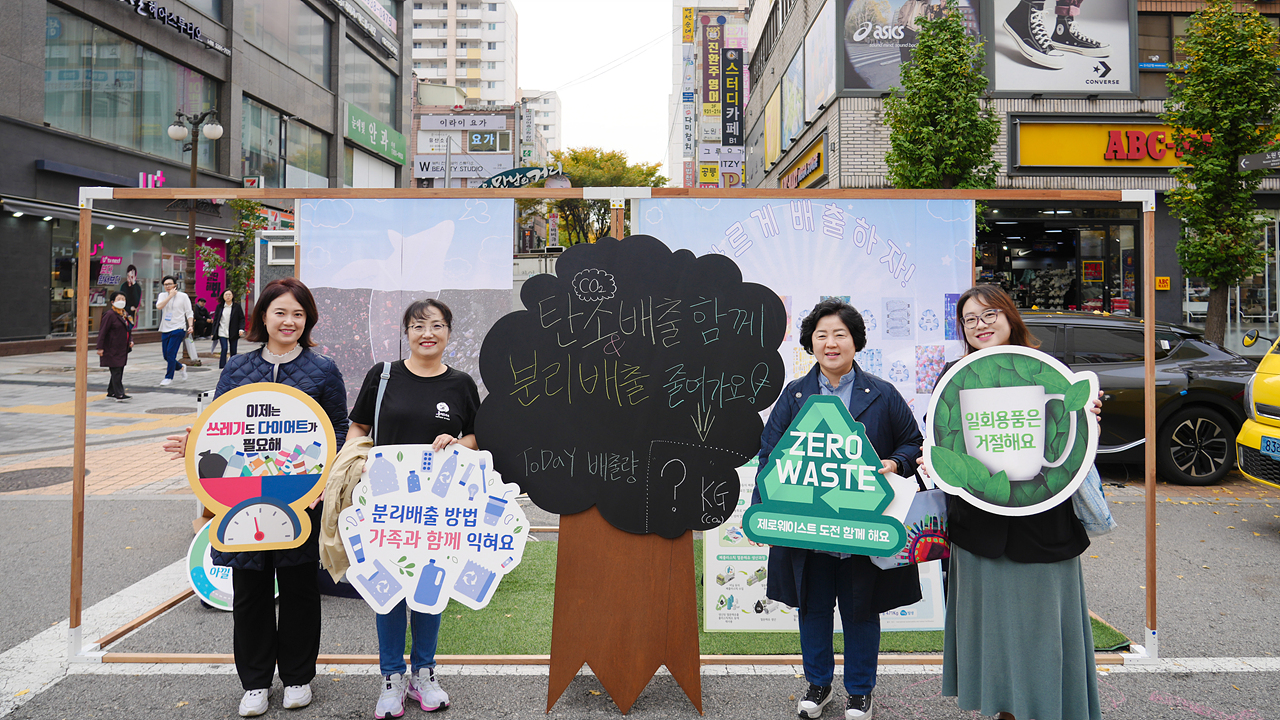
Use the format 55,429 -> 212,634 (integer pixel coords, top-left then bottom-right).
742,395 -> 907,557
923,346 -> 1099,517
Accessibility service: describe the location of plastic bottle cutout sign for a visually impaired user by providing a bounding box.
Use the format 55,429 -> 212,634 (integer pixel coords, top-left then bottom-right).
414,559 -> 446,606
349,532 -> 367,563
407,470 -> 421,494
453,559 -> 496,603
432,449 -> 459,497
355,559 -> 404,605
369,453 -> 398,497
458,463 -> 476,493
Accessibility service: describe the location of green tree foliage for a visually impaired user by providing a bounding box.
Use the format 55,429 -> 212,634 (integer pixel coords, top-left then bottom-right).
1162,0 -> 1280,343
884,0 -> 1000,191
198,198 -> 265,301
545,147 -> 667,245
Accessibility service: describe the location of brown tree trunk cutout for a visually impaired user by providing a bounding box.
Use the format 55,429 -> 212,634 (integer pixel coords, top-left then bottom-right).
547,506 -> 702,715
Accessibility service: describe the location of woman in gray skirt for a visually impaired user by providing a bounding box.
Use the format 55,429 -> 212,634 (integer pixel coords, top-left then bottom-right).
937,285 -> 1101,720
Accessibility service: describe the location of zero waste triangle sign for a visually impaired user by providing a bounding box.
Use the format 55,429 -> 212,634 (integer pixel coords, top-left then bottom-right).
743,396 -> 907,557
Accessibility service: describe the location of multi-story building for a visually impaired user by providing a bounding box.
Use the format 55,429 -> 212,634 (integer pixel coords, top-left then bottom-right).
0,0 -> 411,341
519,89 -> 561,153
411,0 -> 519,106
666,1 -> 750,189
740,0 -> 1280,327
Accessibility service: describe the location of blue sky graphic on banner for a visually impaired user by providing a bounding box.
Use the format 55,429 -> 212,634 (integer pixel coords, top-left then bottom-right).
634,198 -> 974,428
299,199 -> 515,405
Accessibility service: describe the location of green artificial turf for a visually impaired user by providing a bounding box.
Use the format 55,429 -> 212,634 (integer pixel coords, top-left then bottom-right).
431,538 -> 1127,655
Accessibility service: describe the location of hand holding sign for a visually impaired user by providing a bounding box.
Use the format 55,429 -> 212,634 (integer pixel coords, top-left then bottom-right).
743,395 -> 908,556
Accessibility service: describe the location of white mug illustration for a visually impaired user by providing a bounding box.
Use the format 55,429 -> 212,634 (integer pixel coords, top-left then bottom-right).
924,346 -> 1099,517
958,385 -> 1078,483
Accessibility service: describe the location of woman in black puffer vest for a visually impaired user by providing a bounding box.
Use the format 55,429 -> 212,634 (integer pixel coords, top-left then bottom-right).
166,278 -> 348,717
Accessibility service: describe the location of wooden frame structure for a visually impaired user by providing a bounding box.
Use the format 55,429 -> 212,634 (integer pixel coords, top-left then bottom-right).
68,187 -> 1161,671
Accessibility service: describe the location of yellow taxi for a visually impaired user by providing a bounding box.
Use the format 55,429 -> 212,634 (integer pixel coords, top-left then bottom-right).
1237,330 -> 1280,489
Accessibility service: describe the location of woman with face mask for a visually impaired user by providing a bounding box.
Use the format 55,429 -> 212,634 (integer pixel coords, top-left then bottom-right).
96,291 -> 134,400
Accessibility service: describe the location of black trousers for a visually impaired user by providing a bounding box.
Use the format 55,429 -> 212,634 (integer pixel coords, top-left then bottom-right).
106,366 -> 124,397
231,560 -> 321,690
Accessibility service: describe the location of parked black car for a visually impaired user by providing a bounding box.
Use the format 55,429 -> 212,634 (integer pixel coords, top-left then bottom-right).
1021,312 -> 1255,485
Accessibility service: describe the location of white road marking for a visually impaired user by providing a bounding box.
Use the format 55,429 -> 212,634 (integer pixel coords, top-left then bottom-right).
0,559 -> 188,717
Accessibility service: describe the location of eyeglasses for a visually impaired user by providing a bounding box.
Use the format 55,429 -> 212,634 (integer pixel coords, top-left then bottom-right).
408,323 -> 448,334
961,308 -> 1003,329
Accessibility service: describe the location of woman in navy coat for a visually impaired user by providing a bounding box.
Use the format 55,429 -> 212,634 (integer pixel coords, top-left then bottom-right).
754,298 -> 922,720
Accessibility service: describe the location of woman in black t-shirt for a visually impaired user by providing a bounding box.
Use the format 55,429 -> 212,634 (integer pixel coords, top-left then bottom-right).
343,299 -> 479,719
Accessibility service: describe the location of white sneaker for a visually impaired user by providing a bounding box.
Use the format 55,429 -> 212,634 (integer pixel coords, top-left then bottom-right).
238,688 -> 269,717
160,378 -> 172,386
375,673 -> 407,719
282,683 -> 311,709
408,667 -> 450,712
179,366 -> 188,381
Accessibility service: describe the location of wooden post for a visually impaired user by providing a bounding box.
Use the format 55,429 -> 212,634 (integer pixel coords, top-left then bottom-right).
547,507 -> 702,714
610,200 -> 625,240
1142,203 -> 1158,653
70,202 -> 93,653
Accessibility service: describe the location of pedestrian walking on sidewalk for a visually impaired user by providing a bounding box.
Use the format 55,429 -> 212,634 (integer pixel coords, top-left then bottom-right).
343,298 -> 478,718
155,275 -> 193,386
96,290 -> 133,400
212,289 -> 245,369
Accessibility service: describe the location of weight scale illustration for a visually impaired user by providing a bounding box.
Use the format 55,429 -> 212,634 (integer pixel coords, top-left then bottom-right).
186,383 -> 336,552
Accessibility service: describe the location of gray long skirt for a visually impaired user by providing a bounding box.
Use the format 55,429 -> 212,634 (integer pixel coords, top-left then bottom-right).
942,546 -> 1101,720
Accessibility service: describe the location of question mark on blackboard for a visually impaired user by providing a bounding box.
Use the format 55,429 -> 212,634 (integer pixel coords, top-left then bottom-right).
662,458 -> 686,513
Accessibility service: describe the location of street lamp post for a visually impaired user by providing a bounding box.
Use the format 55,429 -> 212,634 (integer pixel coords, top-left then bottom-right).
167,109 -> 224,297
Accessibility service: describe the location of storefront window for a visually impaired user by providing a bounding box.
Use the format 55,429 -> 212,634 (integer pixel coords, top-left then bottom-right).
285,121 -> 330,188
344,41 -> 398,127
979,206 -> 1141,316
242,97 -> 329,188
44,7 -> 219,169
49,222 -> 194,335
241,0 -> 332,88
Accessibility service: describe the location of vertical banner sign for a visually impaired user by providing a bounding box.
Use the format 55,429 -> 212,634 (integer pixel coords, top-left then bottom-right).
683,160 -> 696,188
722,48 -> 743,147
681,45 -> 697,102
719,146 -> 745,188
682,7 -> 696,43
702,22 -> 722,119
682,104 -> 696,160
549,212 -> 560,246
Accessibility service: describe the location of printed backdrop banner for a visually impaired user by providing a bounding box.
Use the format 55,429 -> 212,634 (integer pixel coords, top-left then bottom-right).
299,199 -> 515,406
634,198 -> 975,430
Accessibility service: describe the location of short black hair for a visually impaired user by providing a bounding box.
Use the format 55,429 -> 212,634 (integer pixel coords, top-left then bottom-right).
799,298 -> 867,353
161,275 -> 177,285
108,290 -> 125,302
126,264 -> 137,274
245,278 -> 320,347
402,298 -> 454,333
196,297 -> 206,304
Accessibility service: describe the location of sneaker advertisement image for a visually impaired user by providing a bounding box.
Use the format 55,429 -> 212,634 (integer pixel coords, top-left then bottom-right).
842,0 -> 983,91
993,0 -> 1134,93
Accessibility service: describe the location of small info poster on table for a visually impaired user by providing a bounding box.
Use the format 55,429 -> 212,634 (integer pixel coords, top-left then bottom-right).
702,463 -> 944,632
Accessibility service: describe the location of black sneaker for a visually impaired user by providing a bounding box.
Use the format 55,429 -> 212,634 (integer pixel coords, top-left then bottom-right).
797,683 -> 832,719
1002,0 -> 1064,69
1050,15 -> 1110,57
845,692 -> 874,719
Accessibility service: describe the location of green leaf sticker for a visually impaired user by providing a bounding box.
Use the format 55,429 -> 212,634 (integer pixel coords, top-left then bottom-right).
1034,370 -> 1070,395
397,451 -> 404,462
985,471 -> 1011,505
1064,379 -> 1091,412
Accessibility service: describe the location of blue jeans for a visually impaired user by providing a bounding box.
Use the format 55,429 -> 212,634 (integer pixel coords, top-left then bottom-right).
218,336 -> 239,368
797,552 -> 881,695
375,600 -> 442,676
160,329 -> 185,379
